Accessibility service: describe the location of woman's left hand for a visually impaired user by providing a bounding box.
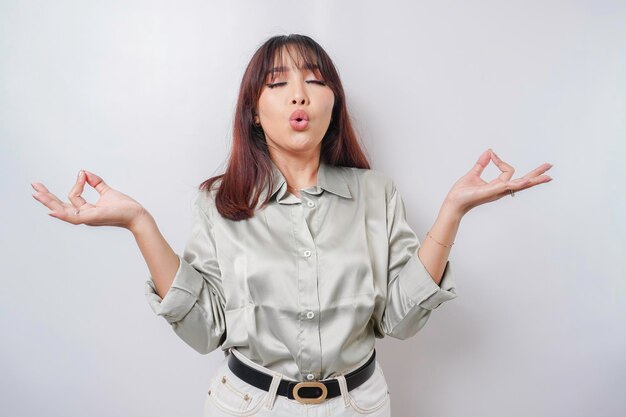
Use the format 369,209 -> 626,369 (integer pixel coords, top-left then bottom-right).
442,148 -> 553,217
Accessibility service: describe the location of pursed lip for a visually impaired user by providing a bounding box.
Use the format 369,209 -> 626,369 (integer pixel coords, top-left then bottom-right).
289,109 -> 309,122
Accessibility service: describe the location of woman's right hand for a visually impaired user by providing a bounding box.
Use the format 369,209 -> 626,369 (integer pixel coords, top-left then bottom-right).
31,170 -> 149,231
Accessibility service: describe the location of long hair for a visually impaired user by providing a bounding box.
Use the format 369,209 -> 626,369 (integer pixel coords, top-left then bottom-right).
200,34 -> 371,221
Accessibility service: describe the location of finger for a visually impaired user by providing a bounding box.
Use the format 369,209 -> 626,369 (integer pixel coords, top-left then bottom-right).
489,149 -> 515,182
32,192 -> 65,212
83,170 -> 111,196
511,163 -> 553,183
469,149 -> 492,177
512,173 -> 553,192
31,182 -> 67,207
482,175 -> 530,198
492,170 -> 555,200
68,170 -> 88,208
31,184 -> 70,213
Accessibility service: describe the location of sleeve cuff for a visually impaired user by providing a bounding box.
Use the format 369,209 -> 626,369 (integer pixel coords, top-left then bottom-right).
397,252 -> 458,311
144,254 -> 206,323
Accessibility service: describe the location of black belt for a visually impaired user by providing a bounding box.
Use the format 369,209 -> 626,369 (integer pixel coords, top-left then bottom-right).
227,349 -> 376,404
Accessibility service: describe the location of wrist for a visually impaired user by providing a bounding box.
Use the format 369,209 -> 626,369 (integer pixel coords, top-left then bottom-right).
129,210 -> 156,235
439,200 -> 464,224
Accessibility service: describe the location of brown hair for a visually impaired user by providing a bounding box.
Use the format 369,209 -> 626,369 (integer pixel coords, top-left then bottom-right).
200,34 -> 371,221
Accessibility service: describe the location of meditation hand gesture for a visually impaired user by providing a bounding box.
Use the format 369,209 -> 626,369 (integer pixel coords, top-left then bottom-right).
31,170 -> 148,231
443,149 -> 554,217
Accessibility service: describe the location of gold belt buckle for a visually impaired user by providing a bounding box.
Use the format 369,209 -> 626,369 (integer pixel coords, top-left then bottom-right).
292,381 -> 328,404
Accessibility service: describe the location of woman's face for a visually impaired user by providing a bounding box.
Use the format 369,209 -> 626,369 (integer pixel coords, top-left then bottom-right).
255,47 -> 335,158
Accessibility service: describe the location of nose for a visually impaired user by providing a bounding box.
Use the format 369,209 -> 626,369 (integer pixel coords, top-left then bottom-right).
290,78 -> 309,106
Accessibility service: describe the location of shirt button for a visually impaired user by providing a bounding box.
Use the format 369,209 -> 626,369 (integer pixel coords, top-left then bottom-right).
307,201 -> 315,207
306,373 -> 315,380
303,250 -> 312,257
306,311 -> 315,319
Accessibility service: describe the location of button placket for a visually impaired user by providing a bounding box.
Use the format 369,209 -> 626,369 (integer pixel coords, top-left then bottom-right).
292,203 -> 322,380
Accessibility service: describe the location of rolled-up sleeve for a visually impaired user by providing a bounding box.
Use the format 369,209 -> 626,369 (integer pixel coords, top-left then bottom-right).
377,180 -> 458,340
144,191 -> 227,354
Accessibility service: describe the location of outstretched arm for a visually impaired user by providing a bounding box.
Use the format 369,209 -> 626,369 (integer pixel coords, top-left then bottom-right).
31,169 -> 181,300
417,148 -> 553,285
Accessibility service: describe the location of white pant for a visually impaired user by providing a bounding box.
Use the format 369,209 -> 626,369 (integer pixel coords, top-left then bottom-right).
203,348 -> 391,417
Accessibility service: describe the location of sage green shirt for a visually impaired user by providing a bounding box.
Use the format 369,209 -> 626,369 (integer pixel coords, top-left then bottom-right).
145,159 -> 458,381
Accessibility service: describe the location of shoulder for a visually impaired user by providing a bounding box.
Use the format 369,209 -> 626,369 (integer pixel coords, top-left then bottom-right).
193,180 -> 220,221
342,166 -> 396,200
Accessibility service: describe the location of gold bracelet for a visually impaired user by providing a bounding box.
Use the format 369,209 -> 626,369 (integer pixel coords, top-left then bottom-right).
426,231 -> 454,248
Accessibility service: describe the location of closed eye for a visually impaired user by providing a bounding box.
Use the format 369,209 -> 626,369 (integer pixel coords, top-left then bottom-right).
266,80 -> 327,88
266,82 -> 286,88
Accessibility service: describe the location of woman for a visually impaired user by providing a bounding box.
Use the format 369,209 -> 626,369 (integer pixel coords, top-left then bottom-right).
31,34 -> 553,416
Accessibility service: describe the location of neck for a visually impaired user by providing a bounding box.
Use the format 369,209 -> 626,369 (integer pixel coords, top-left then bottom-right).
270,153 -> 321,190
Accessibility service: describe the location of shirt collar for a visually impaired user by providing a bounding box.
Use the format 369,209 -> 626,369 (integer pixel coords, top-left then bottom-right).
267,158 -> 352,203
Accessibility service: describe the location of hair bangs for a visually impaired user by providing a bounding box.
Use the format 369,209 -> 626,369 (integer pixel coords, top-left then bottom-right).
261,36 -> 329,86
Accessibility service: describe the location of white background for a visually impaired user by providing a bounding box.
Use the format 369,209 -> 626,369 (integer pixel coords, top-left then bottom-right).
1,1 -> 624,416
